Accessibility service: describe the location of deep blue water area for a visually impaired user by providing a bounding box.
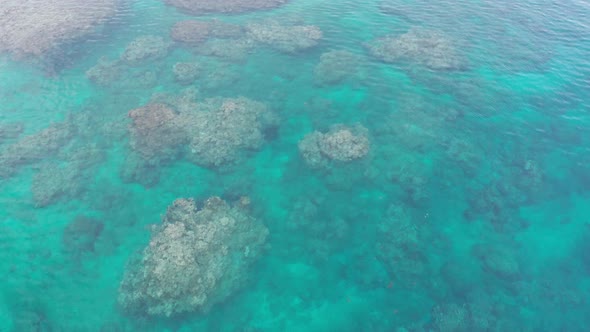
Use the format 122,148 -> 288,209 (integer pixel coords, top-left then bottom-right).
1,0 -> 590,331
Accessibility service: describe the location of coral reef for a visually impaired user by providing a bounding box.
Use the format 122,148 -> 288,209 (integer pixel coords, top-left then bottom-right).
164,0 -> 288,15
170,20 -> 243,45
472,244 -> 521,281
298,124 -> 370,168
120,103 -> 186,187
31,144 -> 105,207
31,162 -> 83,207
170,20 -> 212,44
0,122 -> 73,178
173,62 -> 201,84
196,38 -> 254,61
431,303 -> 470,332
122,96 -> 277,182
184,97 -> 278,167
314,50 -> 363,85
118,197 -> 268,317
246,20 -> 323,53
463,159 -> 542,231
0,122 -> 24,143
119,153 -> 162,188
375,204 -> 428,280
121,35 -> 171,65
128,103 -> 187,161
86,57 -> 122,86
368,28 -> 464,70
86,56 -> 161,89
0,0 -> 117,57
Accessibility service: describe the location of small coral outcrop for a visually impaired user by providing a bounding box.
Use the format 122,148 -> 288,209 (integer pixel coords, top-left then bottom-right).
298,124 -> 370,168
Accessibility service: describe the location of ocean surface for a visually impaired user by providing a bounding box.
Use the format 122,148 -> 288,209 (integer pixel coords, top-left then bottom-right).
1,0 -> 590,331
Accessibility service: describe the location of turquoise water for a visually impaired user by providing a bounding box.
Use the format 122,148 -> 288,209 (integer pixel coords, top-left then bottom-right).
1,0 -> 590,330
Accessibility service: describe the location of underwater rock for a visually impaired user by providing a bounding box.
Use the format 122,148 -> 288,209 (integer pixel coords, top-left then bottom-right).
368,28 -> 465,70
246,20 -> 322,53
173,62 -> 201,85
164,0 -> 288,15
120,35 -> 171,65
298,124 -> 370,168
314,50 -> 363,85
184,97 -> 278,167
118,196 -> 268,317
0,0 -> 118,58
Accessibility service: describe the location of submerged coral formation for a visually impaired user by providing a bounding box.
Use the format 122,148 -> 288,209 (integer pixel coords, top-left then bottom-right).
1,0 -> 588,331
163,0 -> 288,14
170,20 -> 212,44
314,50 -> 363,85
0,123 -> 24,143
118,197 -> 268,317
246,20 -> 322,53
184,97 -> 278,167
0,0 -> 117,57
121,96 -> 278,185
121,35 -> 171,65
0,122 -> 73,178
298,124 -> 370,168
127,103 -> 186,161
368,28 -> 464,70
170,20 -> 243,45
172,62 -> 201,84
31,162 -> 83,207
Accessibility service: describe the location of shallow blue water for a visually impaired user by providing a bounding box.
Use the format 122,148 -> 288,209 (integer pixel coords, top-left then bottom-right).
1,0 -> 590,330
